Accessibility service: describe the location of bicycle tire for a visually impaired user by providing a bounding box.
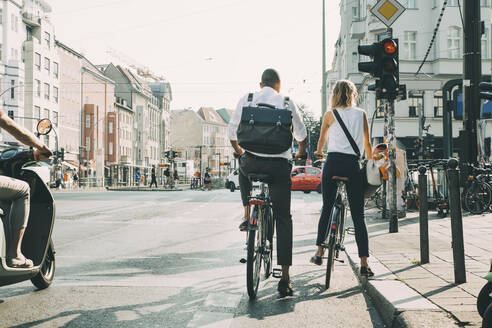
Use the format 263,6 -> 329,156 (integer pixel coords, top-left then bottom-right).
263,206 -> 274,279
247,206 -> 263,299
464,181 -> 492,215
325,207 -> 340,289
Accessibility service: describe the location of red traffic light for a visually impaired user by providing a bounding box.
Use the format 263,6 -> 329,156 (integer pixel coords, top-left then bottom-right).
382,40 -> 397,54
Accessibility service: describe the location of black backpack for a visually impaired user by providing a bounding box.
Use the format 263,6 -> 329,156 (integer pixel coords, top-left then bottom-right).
237,93 -> 293,154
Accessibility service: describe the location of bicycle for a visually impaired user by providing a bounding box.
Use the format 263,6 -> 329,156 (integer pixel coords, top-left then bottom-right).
242,173 -> 279,299
462,166 -> 492,214
321,176 -> 354,289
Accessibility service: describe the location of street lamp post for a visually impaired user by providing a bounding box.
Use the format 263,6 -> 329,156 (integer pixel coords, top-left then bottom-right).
215,152 -> 221,178
321,0 -> 327,116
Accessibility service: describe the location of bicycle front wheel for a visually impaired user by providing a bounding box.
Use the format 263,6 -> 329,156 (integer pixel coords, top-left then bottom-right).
246,207 -> 263,299
464,181 -> 492,215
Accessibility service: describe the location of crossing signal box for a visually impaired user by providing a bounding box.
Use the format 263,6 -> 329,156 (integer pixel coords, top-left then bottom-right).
358,42 -> 383,78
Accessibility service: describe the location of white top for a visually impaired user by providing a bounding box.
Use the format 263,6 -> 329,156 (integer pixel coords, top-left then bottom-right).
228,86 -> 307,159
327,107 -> 365,157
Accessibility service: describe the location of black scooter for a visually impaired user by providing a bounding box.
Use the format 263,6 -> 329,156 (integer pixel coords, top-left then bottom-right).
0,119 -> 56,289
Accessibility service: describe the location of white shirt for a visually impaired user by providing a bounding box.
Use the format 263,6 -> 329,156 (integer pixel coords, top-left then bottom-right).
228,87 -> 307,159
327,107 -> 365,157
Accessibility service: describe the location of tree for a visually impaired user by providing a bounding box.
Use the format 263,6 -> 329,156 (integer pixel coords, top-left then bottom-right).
297,104 -> 322,161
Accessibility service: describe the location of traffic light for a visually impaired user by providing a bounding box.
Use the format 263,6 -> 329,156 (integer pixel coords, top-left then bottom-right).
380,38 -> 399,97
7,110 -> 14,120
358,42 -> 383,77
60,147 -> 65,161
165,150 -> 170,159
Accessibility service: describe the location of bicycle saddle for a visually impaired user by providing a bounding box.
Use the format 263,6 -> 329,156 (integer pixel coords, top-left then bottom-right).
332,176 -> 349,182
248,173 -> 273,183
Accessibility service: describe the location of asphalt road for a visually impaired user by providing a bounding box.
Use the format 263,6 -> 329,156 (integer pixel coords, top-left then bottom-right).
0,189 -> 384,328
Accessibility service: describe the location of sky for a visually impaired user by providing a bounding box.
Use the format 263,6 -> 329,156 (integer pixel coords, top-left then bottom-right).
49,0 -> 341,116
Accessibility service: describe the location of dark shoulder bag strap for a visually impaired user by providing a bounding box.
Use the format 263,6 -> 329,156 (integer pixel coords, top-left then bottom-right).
332,109 -> 361,158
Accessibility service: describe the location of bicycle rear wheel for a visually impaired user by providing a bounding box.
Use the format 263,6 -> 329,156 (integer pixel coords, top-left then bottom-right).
263,206 -> 273,279
247,206 -> 263,299
325,207 -> 340,289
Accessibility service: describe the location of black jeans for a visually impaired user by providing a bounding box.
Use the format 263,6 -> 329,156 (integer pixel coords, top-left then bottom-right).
239,152 -> 293,266
149,175 -> 158,188
316,152 -> 369,258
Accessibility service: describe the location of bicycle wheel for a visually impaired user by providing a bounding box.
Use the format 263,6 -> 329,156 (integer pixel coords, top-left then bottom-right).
464,181 -> 492,214
325,206 -> 340,289
263,205 -> 273,279
247,206 -> 263,299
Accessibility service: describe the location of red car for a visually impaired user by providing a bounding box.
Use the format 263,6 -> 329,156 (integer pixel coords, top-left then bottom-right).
291,166 -> 322,194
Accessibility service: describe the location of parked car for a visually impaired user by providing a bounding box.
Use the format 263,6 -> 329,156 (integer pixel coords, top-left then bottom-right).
225,169 -> 260,192
291,166 -> 322,194
225,169 -> 240,192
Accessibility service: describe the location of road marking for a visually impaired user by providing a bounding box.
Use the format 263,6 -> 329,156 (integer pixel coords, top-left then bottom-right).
187,311 -> 234,328
204,293 -> 242,308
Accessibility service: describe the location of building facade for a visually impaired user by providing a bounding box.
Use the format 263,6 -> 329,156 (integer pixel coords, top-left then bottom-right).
0,0 -> 25,147
328,0 -> 492,159
23,0 -> 59,151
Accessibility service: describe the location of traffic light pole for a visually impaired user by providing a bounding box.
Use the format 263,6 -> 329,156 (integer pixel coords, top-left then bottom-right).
387,100 -> 398,233
463,0 -> 481,164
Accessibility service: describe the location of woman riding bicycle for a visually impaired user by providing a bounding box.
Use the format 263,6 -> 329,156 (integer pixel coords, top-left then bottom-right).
310,80 -> 374,277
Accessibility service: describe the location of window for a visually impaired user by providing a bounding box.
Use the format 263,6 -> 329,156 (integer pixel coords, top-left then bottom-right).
403,31 -> 417,60
352,6 -> 359,20
109,142 -> 113,155
404,0 -> 417,8
44,83 -> 50,100
307,168 -> 320,176
434,91 -> 443,117
14,16 -> 18,32
482,28 -> 490,59
35,80 -> 41,97
408,91 -> 423,118
44,57 -> 50,73
11,14 -> 14,31
86,115 -> 91,128
0,9 -> 2,24
43,108 -> 50,120
35,53 -> 41,70
44,32 -> 50,48
0,44 -> 2,59
86,137 -> 91,152
52,111 -> 58,126
447,27 -> 461,59
109,122 -> 113,134
34,106 -> 40,119
53,87 -> 58,103
10,80 -> 15,99
53,62 -> 59,78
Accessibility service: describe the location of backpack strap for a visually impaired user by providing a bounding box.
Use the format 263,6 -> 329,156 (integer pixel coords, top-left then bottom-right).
247,93 -> 253,103
284,97 -> 290,109
332,109 -> 361,159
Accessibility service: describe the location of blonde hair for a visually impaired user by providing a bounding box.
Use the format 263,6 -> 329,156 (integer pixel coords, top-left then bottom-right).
330,80 -> 358,109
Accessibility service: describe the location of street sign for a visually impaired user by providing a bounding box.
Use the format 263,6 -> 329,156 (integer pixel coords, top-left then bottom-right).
370,0 -> 406,27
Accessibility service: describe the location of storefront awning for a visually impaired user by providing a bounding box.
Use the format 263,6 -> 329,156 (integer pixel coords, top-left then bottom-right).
62,161 -> 78,171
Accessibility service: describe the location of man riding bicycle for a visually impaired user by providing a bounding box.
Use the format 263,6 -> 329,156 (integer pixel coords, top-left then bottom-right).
0,110 -> 52,268
228,69 -> 307,296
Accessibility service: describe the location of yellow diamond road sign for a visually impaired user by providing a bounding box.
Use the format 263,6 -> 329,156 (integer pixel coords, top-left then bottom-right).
370,0 -> 406,27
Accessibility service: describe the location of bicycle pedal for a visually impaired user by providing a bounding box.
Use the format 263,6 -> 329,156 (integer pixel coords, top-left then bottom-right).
340,246 -> 345,251
335,259 -> 345,263
239,258 -> 247,264
272,268 -> 282,279
346,228 -> 355,235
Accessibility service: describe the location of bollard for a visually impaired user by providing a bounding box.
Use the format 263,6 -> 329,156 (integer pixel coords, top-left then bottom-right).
418,166 -> 429,264
447,158 -> 466,284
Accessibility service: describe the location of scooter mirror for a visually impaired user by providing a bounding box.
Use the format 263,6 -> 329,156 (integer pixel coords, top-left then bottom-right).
37,119 -> 52,135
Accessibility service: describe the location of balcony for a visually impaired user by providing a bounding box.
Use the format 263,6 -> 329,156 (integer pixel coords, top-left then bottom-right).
22,12 -> 41,27
350,20 -> 366,40
367,16 -> 386,33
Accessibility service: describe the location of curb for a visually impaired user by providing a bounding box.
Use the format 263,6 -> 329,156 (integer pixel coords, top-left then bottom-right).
344,243 -> 458,328
107,188 -> 184,192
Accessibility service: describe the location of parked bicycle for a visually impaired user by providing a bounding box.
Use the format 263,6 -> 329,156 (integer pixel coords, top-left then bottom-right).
462,165 -> 492,215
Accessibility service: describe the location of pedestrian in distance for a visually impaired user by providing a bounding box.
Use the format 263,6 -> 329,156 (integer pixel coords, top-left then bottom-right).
164,167 -> 171,189
310,80 -> 374,277
149,165 -> 158,188
72,172 -> 79,188
55,168 -> 62,189
173,169 -> 179,189
228,68 -> 308,297
203,168 -> 212,191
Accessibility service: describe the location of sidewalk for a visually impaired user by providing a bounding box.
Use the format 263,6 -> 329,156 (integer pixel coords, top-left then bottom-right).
344,209 -> 490,327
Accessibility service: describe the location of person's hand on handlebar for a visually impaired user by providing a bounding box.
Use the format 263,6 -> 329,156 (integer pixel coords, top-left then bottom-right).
314,150 -> 325,159
233,148 -> 244,159
294,150 -> 307,161
33,145 -> 52,161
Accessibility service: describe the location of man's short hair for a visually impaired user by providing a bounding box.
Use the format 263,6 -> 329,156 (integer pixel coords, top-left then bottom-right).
261,69 -> 280,88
